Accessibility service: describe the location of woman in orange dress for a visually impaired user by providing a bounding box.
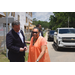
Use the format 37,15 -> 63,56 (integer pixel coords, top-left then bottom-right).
28,27 -> 50,62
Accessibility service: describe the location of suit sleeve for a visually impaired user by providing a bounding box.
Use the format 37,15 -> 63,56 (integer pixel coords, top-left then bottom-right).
41,31 -> 44,37
6,33 -> 20,53
24,38 -> 27,47
42,31 -> 44,37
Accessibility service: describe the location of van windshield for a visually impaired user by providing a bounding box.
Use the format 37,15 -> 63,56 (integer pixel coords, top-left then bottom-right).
59,29 -> 75,34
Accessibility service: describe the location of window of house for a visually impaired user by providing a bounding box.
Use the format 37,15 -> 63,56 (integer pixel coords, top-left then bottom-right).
11,12 -> 15,17
31,12 -> 32,17
13,12 -> 15,17
11,12 -> 13,16
18,15 -> 20,21
26,17 -> 27,23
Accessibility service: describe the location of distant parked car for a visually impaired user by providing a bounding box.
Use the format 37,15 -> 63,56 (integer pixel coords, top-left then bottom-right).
48,30 -> 55,41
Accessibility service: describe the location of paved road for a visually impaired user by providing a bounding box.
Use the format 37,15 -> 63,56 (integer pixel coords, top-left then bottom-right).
45,32 -> 75,62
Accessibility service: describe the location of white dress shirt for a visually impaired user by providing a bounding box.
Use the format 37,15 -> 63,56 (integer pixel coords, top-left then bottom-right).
17,30 -> 24,43
39,32 -> 42,36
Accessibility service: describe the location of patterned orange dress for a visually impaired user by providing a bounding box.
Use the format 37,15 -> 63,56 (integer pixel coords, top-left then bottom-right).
28,36 -> 50,62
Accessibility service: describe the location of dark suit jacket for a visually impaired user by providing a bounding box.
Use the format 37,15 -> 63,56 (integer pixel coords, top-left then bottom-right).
6,29 -> 26,61
30,31 -> 44,39
41,31 -> 44,37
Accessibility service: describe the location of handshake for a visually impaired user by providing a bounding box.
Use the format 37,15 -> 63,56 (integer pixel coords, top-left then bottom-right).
20,47 -> 27,52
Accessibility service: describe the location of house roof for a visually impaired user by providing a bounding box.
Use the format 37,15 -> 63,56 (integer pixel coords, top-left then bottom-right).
0,14 -> 5,18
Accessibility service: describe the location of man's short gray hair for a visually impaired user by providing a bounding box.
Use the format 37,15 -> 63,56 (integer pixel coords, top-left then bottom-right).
12,20 -> 20,27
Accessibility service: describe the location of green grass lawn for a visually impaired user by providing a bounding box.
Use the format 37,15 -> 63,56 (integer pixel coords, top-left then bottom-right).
0,51 -> 9,62
0,50 -> 28,62
44,32 -> 46,37
25,52 -> 29,62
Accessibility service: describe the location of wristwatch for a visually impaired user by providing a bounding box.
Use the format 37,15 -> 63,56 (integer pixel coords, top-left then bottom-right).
36,59 -> 39,62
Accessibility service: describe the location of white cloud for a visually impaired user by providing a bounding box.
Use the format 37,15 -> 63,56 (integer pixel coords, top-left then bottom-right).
32,12 -> 54,22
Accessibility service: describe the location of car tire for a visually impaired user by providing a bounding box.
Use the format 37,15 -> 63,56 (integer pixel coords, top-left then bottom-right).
56,45 -> 61,51
49,37 -> 52,41
53,41 -> 55,45
56,40 -> 61,51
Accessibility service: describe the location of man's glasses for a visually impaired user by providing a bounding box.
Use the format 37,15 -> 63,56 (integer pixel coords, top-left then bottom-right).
32,31 -> 38,34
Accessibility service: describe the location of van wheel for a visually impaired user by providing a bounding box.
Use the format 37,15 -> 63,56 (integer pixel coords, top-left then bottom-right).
56,45 -> 60,51
53,41 -> 55,45
56,40 -> 59,50
56,45 -> 62,51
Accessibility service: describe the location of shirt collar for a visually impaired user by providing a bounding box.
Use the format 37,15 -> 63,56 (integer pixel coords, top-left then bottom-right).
17,30 -> 20,35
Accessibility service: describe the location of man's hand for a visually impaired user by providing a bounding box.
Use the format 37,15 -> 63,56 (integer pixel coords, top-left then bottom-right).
24,46 -> 27,51
20,48 -> 25,52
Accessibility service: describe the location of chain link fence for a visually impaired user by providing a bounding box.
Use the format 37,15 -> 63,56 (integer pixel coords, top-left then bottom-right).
0,24 -> 6,51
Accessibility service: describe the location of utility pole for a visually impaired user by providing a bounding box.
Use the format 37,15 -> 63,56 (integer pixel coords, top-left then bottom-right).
6,12 -> 8,57
68,17 -> 69,28
3,24 -> 5,51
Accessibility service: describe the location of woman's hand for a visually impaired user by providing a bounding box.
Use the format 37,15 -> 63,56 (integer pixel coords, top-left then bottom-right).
25,41 -> 30,44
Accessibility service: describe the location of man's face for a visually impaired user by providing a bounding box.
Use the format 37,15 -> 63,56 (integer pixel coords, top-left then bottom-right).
12,25 -> 20,32
32,29 -> 39,39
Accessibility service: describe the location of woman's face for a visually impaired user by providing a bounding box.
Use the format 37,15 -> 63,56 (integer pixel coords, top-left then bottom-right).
32,29 -> 40,39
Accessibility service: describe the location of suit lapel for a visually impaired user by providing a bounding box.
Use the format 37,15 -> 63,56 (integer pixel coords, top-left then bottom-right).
12,29 -> 23,43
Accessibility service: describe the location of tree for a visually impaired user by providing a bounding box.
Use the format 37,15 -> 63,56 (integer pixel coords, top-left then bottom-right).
49,15 -> 57,30
32,18 -> 49,29
49,12 -> 75,30
32,18 -> 37,25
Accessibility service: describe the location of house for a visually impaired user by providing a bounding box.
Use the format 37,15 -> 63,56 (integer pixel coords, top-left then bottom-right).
0,12 -> 32,32
11,12 -> 33,34
0,12 -> 33,40
29,25 -> 36,32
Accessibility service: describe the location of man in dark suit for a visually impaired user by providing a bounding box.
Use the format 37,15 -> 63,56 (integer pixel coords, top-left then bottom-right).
30,24 -> 44,39
6,20 -> 27,62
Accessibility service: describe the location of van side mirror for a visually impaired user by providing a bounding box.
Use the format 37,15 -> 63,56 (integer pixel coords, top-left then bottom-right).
54,32 -> 57,35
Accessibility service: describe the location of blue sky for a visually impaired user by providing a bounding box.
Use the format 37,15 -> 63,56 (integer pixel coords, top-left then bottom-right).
32,12 -> 54,22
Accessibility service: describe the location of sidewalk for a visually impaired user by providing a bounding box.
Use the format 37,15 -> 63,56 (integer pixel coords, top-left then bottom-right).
44,32 -> 47,40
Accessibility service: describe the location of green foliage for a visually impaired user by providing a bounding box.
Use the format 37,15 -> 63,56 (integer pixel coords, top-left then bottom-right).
49,12 -> 75,30
32,18 -> 49,29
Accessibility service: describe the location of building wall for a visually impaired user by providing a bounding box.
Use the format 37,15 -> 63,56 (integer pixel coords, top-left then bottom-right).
25,12 -> 32,26
0,12 -> 32,40
11,12 -> 32,33
14,12 -> 32,40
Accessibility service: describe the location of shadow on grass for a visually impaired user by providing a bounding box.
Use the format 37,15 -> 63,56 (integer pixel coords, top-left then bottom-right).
0,50 -> 7,56
1,51 -> 6,56
1,50 -> 6,56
